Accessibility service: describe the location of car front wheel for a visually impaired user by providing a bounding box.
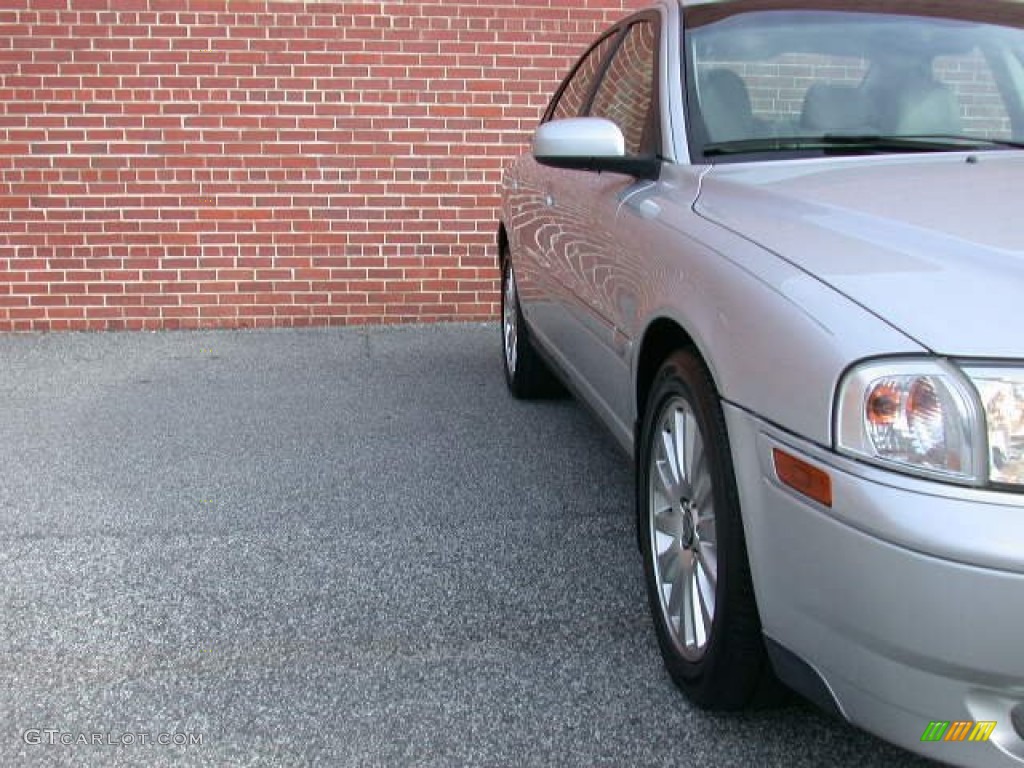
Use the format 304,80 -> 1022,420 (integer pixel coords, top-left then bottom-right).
638,350 -> 779,709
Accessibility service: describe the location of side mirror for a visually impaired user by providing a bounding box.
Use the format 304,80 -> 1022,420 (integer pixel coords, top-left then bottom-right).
532,117 -> 661,180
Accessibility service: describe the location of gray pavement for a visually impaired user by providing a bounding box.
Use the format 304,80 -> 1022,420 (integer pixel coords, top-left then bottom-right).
0,324 -> 934,767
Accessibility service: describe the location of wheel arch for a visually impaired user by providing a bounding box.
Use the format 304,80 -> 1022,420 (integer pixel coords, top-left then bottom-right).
635,317 -> 704,432
497,223 -> 509,265
633,316 -> 713,550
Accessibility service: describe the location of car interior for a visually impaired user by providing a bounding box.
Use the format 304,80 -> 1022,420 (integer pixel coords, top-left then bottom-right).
687,13 -> 1022,148
697,58 -> 964,142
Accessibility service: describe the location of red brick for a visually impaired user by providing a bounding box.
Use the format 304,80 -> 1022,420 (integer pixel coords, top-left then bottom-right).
0,0 -> 644,331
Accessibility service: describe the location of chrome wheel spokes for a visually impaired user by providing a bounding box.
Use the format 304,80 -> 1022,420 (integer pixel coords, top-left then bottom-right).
502,266 -> 518,376
649,396 -> 718,661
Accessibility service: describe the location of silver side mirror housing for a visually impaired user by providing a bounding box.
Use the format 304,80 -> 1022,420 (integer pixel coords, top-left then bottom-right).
532,118 -> 660,180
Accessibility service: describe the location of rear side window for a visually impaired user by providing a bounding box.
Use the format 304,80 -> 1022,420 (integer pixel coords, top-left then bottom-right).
589,20 -> 659,155
548,33 -> 619,121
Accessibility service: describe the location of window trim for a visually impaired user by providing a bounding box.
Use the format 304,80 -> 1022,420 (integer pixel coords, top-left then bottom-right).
542,10 -> 664,162
587,14 -> 664,159
542,27 -> 625,124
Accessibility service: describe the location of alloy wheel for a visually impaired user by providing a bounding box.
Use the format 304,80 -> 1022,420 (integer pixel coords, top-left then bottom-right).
648,396 -> 719,662
502,264 -> 518,376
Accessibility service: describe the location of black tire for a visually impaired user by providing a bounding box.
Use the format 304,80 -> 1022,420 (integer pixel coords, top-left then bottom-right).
500,257 -> 561,399
638,350 -> 780,710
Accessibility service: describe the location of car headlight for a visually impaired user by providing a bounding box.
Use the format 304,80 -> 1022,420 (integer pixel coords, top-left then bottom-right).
962,367 -> 1024,487
836,360 -> 986,485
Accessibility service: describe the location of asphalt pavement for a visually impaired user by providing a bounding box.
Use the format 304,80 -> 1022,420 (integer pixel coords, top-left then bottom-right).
0,323 -> 936,767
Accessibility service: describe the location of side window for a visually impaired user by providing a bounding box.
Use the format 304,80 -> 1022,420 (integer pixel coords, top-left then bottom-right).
589,20 -> 658,155
549,33 -> 618,122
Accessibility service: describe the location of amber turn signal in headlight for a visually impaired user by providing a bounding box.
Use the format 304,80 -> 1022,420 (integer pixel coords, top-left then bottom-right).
836,360 -> 985,486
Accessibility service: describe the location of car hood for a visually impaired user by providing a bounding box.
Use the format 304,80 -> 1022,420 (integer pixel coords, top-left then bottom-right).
695,152 -> 1024,358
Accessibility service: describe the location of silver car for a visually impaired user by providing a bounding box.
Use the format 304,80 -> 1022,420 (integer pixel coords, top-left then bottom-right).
498,1 -> 1024,765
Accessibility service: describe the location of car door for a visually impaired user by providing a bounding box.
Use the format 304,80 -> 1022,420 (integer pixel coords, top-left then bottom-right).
506,29 -> 623,355
540,15 -> 662,440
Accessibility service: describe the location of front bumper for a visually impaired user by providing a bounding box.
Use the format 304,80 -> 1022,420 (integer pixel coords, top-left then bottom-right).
724,404 -> 1024,767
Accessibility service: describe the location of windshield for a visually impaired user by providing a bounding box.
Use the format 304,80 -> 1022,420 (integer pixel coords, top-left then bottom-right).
684,7 -> 1024,160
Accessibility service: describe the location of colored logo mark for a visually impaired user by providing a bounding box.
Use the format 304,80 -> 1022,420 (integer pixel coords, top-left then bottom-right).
921,721 -> 997,743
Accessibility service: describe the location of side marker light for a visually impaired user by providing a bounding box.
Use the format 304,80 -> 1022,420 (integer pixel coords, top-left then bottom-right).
773,449 -> 833,508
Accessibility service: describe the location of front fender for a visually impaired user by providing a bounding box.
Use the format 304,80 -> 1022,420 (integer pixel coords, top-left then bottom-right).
629,171 -> 923,447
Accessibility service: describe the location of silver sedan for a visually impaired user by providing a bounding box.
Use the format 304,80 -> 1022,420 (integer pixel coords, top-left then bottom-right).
498,1 -> 1024,765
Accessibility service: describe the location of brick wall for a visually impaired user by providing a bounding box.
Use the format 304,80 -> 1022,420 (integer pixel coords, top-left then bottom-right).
0,0 -> 644,331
